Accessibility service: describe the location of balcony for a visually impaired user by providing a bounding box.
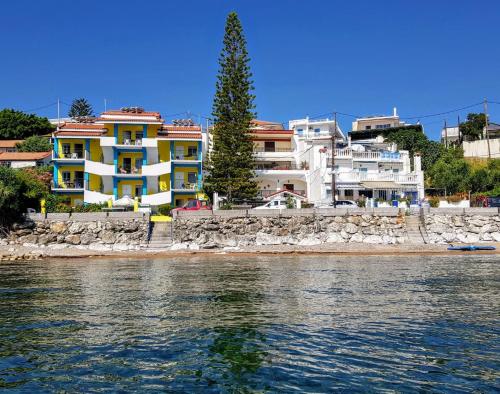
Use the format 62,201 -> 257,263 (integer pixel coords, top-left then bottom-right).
84,190 -> 113,204
254,147 -> 293,153
172,153 -> 201,162
116,166 -> 142,176
142,161 -> 171,176
330,149 -> 404,161
173,181 -> 200,191
254,147 -> 294,160
141,191 -> 172,206
333,171 -> 420,184
254,162 -> 308,176
52,180 -> 84,191
52,151 -> 86,161
85,159 -> 115,176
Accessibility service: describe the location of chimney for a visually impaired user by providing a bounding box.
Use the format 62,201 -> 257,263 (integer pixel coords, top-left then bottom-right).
393,107 -> 397,117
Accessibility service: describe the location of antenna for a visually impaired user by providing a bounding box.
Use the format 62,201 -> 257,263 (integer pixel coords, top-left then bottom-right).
104,98 -> 107,112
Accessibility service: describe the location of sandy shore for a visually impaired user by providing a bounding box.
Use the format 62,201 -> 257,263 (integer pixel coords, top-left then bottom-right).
1,242 -> 499,261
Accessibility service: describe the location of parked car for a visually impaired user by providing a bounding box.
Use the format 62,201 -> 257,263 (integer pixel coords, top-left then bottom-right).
317,200 -> 358,208
254,199 -> 288,209
172,199 -> 212,213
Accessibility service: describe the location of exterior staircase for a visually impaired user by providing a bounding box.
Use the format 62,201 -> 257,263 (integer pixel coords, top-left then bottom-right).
405,213 -> 429,244
147,222 -> 173,249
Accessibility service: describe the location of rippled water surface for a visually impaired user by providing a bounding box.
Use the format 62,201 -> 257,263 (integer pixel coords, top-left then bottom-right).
0,255 -> 499,392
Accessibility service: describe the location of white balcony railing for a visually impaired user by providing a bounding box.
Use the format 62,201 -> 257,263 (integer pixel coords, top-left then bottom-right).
142,161 -> 171,176
141,191 -> 172,206
173,181 -> 200,191
52,151 -> 87,160
85,160 -> 115,176
330,149 -> 406,161
333,171 -> 420,183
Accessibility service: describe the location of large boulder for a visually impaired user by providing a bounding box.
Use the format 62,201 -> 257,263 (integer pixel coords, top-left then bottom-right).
64,234 -> 81,245
50,222 -> 67,234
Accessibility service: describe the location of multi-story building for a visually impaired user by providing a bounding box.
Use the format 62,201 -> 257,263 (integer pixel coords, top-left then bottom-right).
51,108 -> 204,208
351,107 -> 406,131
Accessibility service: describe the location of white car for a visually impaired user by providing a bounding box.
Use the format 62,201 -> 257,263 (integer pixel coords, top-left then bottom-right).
317,200 -> 358,208
254,199 -> 288,209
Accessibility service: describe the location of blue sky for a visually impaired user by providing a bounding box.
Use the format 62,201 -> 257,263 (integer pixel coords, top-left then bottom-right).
1,0 -> 499,139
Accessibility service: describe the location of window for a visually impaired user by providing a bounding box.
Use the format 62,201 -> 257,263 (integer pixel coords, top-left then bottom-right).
283,183 -> 294,191
314,128 -> 320,133
365,125 -> 372,130
297,128 -> 303,136
122,131 -> 132,144
187,172 -> 197,184
379,190 -> 387,201
62,143 -> 71,157
135,185 -> 142,197
393,168 -> 399,174
375,124 -> 391,129
186,200 -> 197,208
62,171 -> 71,185
135,158 -> 142,171
135,132 -> 143,142
345,189 -> 353,198
74,144 -> 83,158
188,146 -> 198,158
264,141 -> 275,152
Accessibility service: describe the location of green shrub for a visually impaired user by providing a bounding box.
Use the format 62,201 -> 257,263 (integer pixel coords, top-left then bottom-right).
157,204 -> 172,216
428,197 -> 440,208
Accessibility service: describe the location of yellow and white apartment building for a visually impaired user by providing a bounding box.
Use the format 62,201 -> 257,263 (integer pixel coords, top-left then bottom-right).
51,108 -> 204,208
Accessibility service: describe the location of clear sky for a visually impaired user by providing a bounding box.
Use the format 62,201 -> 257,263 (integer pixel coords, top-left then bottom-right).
1,0 -> 499,139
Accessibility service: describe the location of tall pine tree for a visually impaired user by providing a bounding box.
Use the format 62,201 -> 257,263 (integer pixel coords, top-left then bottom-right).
68,98 -> 94,121
205,12 -> 258,203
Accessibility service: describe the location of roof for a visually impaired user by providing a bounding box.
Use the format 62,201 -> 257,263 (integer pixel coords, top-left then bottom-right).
161,125 -> 202,132
99,109 -> 162,123
252,119 -> 282,126
265,189 -> 307,201
58,122 -> 106,131
0,140 -> 23,148
250,129 -> 293,135
158,133 -> 202,140
54,131 -> 106,137
0,151 -> 51,161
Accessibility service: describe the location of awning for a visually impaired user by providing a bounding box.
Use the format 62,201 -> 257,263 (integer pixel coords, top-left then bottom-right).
360,181 -> 399,189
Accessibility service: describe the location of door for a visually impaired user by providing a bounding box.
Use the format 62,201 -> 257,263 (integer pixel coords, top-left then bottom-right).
264,141 -> 275,152
175,172 -> 184,189
135,158 -> 142,173
74,171 -> 84,188
62,143 -> 71,158
123,158 -> 132,173
74,144 -> 83,158
175,146 -> 184,160
122,184 -> 132,197
122,131 -> 132,145
62,171 -> 71,187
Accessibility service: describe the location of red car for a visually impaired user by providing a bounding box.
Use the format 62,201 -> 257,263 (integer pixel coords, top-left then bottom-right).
172,199 -> 212,213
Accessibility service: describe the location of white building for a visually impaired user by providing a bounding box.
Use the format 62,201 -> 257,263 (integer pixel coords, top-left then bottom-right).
0,151 -> 51,168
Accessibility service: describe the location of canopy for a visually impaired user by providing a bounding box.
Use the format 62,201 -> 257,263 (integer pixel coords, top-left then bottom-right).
114,196 -> 135,206
360,181 -> 399,189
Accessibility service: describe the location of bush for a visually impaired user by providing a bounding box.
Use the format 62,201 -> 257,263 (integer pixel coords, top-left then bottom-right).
72,203 -> 105,213
157,204 -> 172,216
45,194 -> 71,213
428,196 -> 440,208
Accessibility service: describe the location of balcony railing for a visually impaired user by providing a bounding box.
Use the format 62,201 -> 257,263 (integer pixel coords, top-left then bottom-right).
330,149 -> 404,161
52,180 -> 84,189
53,151 -> 86,160
334,172 -> 420,183
254,147 -> 293,153
173,181 -> 200,190
258,189 -> 306,198
255,163 -> 303,171
173,153 -> 200,161
117,166 -> 142,175
119,139 -> 143,146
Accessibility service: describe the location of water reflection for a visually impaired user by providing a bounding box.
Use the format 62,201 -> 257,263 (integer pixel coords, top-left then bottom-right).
0,255 -> 498,392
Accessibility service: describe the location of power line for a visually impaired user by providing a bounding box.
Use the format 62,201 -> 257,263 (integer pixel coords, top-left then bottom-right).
400,101 -> 483,120
22,102 -> 57,112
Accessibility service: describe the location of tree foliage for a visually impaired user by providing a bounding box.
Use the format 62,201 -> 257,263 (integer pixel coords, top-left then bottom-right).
459,113 -> 485,141
204,12 -> 258,202
68,98 -> 94,120
383,126 -> 443,172
15,135 -> 51,152
0,166 -> 51,225
0,109 -> 54,139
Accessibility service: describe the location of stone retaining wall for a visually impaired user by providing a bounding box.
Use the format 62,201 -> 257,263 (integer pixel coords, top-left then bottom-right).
1,213 -> 149,251
173,213 -> 407,249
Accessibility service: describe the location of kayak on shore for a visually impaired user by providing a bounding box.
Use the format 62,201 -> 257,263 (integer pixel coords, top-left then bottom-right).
447,245 -> 496,251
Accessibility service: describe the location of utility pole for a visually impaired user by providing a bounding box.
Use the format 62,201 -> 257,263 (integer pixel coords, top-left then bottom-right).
457,115 -> 461,145
484,98 -> 491,159
104,98 -> 107,112
444,119 -> 448,148
57,98 -> 60,126
331,111 -> 337,207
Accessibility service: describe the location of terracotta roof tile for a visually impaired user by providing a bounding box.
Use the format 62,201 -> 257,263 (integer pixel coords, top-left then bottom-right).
0,151 -> 51,161
161,125 -> 202,131
0,140 -> 23,148
250,129 -> 293,135
158,133 -> 202,140
58,123 -> 106,131
55,131 -> 106,137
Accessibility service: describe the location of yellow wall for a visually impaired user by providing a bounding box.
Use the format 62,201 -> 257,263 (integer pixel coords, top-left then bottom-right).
88,174 -> 101,191
57,165 -> 84,186
57,139 -> 85,157
118,180 -> 143,198
158,140 -> 170,162
159,174 -> 171,192
147,124 -> 159,138
173,141 -> 199,159
174,166 -> 199,183
89,139 -> 102,161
